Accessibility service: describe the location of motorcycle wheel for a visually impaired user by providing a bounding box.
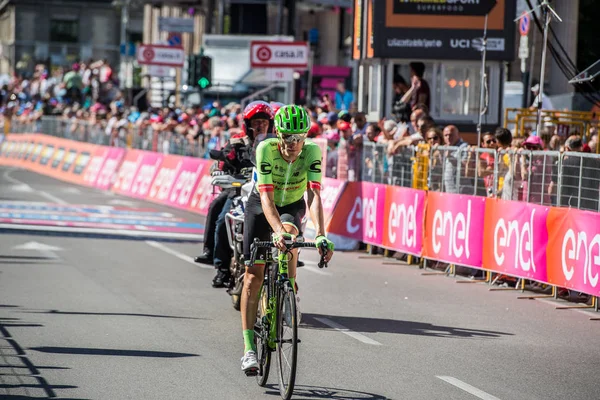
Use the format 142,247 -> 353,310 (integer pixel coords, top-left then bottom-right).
229,258 -> 243,311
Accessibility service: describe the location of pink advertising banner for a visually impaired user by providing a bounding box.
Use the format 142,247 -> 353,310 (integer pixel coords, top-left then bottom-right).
482,199 -> 550,283
127,152 -> 165,199
321,177 -> 347,223
82,147 -> 109,187
423,192 -> 486,267
188,170 -> 218,216
95,148 -> 126,190
546,208 -> 600,297
327,182 -> 387,246
163,158 -> 209,209
382,186 -> 426,256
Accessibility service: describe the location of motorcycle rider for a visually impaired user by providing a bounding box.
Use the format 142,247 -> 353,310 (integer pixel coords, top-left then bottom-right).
195,101 -> 275,287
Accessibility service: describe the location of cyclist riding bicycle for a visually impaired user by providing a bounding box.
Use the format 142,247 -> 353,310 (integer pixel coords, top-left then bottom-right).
239,104 -> 335,374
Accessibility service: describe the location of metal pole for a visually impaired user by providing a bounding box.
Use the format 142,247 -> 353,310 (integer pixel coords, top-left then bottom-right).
306,47 -> 314,105
476,14 -> 489,148
536,6 -> 551,135
526,26 -> 537,107
119,0 -> 129,90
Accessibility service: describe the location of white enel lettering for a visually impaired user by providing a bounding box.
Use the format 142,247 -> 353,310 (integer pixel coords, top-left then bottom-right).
431,199 -> 472,258
588,235 -> 600,288
115,159 -> 139,191
388,193 -> 418,247
346,197 -> 362,234
346,188 -> 380,238
493,209 -> 536,272
561,229 -> 576,281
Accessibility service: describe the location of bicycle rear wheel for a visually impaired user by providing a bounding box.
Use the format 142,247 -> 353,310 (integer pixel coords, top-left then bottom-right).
277,282 -> 298,400
255,285 -> 272,386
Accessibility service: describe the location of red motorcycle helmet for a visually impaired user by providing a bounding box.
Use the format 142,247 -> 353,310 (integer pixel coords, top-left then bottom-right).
242,100 -> 274,139
270,102 -> 285,115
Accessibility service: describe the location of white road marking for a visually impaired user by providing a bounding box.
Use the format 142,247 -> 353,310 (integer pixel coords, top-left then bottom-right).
3,168 -> 68,204
39,191 -> 68,205
145,241 -> 212,269
13,241 -> 63,260
3,168 -> 23,184
0,224 -> 203,241
62,187 -> 82,194
436,376 -> 502,400
11,184 -> 34,192
314,317 -> 382,346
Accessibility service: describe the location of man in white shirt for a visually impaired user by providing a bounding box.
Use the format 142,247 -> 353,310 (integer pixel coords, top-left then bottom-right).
530,84 -> 554,111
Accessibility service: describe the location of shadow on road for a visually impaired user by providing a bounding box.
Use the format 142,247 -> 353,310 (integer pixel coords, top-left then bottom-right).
302,313 -> 512,339
23,309 -> 206,320
0,255 -> 56,260
29,346 -> 200,358
0,310 -> 77,398
0,260 -> 57,265
264,384 -> 391,399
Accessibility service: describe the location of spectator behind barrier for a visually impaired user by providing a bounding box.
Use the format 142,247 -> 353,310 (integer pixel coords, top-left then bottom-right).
550,135 -> 600,211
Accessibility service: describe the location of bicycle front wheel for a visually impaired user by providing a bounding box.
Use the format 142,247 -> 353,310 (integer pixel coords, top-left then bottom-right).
255,286 -> 271,387
277,283 -> 298,400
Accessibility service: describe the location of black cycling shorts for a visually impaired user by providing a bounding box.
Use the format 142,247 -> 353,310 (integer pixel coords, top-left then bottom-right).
243,192 -> 306,261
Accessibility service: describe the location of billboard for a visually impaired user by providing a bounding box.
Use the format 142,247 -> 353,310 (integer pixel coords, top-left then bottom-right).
372,0 -> 516,61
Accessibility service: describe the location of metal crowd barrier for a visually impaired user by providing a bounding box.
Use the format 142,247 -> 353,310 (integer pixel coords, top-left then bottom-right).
362,141 -> 600,213
16,116 -> 212,159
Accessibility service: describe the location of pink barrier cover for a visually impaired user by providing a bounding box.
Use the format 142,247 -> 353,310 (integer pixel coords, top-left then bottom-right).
188,172 -> 217,216
546,208 -> 600,297
147,155 -> 186,204
95,148 -> 126,190
327,182 -> 387,245
157,157 -> 211,208
482,199 -> 550,283
423,192 -> 486,267
129,152 -> 164,199
82,147 -> 109,187
321,177 -> 346,223
382,186 -> 426,256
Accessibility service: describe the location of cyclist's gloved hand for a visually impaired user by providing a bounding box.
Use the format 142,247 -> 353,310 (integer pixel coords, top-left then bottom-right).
315,235 -> 334,262
272,232 -> 293,252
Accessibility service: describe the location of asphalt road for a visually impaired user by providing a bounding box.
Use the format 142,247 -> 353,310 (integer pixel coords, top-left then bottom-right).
1,166 -> 599,400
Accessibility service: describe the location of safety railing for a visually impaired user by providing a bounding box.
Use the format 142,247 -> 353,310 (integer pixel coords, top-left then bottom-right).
14,116 -> 220,159
362,142 -> 600,213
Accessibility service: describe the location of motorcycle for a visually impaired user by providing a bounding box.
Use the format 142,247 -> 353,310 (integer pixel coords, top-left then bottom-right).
210,171 -> 252,310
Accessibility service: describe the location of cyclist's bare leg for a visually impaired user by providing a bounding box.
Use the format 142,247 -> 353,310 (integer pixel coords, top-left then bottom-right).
282,223 -> 299,284
241,263 -> 265,332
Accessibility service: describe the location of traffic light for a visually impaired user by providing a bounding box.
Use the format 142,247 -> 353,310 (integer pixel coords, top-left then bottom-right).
197,55 -> 212,89
187,55 -> 212,89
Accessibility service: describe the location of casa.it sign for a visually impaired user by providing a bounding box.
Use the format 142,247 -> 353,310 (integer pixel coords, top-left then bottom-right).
250,41 -> 309,69
393,0 -> 497,16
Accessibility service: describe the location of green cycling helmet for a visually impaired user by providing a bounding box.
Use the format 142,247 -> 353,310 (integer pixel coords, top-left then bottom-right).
274,105 -> 311,135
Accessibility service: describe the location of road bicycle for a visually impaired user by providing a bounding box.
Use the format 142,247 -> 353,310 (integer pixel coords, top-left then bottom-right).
249,236 -> 329,400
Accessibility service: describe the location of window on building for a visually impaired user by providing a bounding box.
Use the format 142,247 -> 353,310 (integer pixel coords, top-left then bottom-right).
50,19 -> 79,43
437,64 -> 485,118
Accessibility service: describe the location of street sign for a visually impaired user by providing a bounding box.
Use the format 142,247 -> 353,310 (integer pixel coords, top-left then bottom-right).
265,69 -> 293,82
167,32 -> 182,47
519,11 -> 530,36
250,41 -> 309,69
148,65 -> 174,78
518,35 -> 529,59
159,17 -> 194,33
137,44 -> 184,67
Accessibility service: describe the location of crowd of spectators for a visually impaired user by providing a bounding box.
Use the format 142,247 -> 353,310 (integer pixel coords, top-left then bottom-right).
2,61 -> 598,210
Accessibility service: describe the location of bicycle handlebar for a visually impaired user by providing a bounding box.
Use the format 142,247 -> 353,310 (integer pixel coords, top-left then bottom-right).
251,238 -> 330,269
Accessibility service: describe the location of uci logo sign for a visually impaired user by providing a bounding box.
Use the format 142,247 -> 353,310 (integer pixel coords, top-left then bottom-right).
450,39 -> 471,49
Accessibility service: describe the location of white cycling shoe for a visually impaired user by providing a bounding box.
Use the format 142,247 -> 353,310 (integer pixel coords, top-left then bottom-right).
241,350 -> 259,375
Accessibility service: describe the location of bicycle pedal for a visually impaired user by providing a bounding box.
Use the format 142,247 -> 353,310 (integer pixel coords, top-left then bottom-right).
244,368 -> 258,377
